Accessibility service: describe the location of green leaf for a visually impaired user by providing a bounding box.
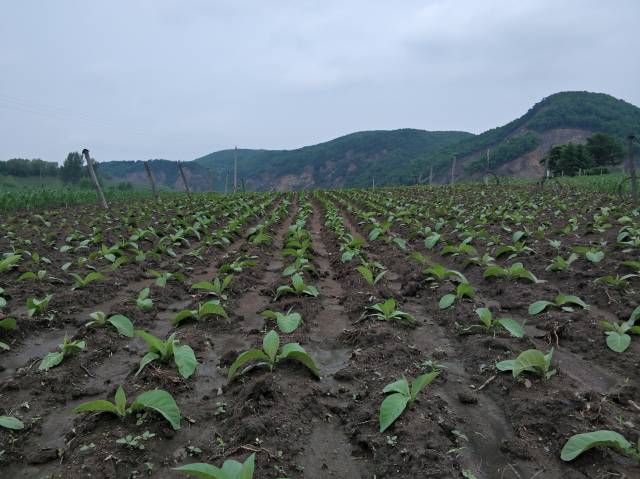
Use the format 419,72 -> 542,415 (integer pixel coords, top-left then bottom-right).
291,273 -> 304,291
629,305 -> 640,323
561,430 -> 631,461
132,390 -> 181,430
383,377 -> 410,396
276,312 -> 302,334
107,315 -> 134,337
496,318 -> 524,338
263,330 -> 280,363
136,352 -> 160,376
136,330 -> 167,356
605,332 -> 631,353
513,349 -> 547,377
424,233 -> 440,250
174,345 -> 198,379
228,349 -> 269,380
39,351 -> 65,371
379,393 -> 409,432
0,415 -> 24,430
528,300 -> 553,315
475,308 -> 493,327
496,359 -> 516,372
0,317 -> 17,330
115,385 -> 127,416
199,301 -> 228,319
356,266 -> 374,285
279,346 -> 320,377
586,251 -> 604,263
410,371 -> 439,401
439,294 -> 456,310
74,399 -> 120,416
173,463 -> 228,479
555,294 -> 588,309
173,310 -> 195,326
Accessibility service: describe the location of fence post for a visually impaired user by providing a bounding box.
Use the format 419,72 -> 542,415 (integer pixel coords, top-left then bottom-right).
177,161 -> 191,196
81,149 -> 108,210
143,161 -> 159,201
628,135 -> 638,204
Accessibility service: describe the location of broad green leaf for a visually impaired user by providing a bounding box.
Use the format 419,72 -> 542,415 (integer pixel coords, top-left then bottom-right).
586,251 -> 604,263
199,301 -> 228,319
605,332 -> 631,353
496,318 -> 524,338
132,390 -> 181,430
276,312 -> 302,334
291,273 -> 304,291
174,345 -> 198,379
39,351 -> 65,371
561,430 -> 631,461
383,377 -> 410,396
303,285 -> 319,297
136,330 -> 167,356
630,305 -> 640,322
173,463 -> 228,479
0,317 -> 16,330
136,352 -> 160,376
496,359 -> 516,371
173,310 -> 195,326
439,294 -> 455,310
379,393 -> 409,432
263,330 -> 280,362
74,399 -> 120,416
356,266 -> 374,285
410,371 -> 439,401
0,415 -> 24,430
475,308 -> 492,327
192,281 -> 214,291
238,453 -> 255,479
424,233 -> 440,249
228,349 -> 269,380
107,314 -> 133,337
513,349 -> 547,377
555,294 -> 588,309
115,385 -> 127,416
528,300 -> 553,315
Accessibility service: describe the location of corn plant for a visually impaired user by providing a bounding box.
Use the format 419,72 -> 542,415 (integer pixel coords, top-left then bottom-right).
261,308 -> 302,333
496,348 -> 556,380
0,316 -> 16,350
274,273 -> 319,300
0,253 -> 21,273
228,330 -> 319,380
601,306 -> 640,353
39,335 -> 85,371
528,294 -> 589,314
483,262 -> 542,283
27,294 -> 53,318
366,298 -> 416,325
439,282 -> 475,310
356,260 -> 387,286
459,308 -> 524,338
136,287 -> 153,310
135,330 -> 197,378
73,385 -> 181,430
379,372 -> 439,432
561,430 -> 640,462
192,274 -> 234,300
85,311 -> 134,337
0,415 -> 24,430
174,453 -> 257,479
172,300 -> 228,326
69,271 -> 105,290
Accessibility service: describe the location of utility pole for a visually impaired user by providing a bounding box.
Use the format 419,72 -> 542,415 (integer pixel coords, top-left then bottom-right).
241,178 -> 246,192
81,149 -> 108,210
224,168 -> 229,194
628,135 -> 638,204
372,177 -> 375,189
233,146 -> 238,193
143,161 -> 159,202
207,168 -> 215,192
177,161 -> 191,196
451,156 -> 456,184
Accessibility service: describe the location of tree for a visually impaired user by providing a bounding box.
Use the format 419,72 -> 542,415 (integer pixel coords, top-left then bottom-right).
60,152 -> 84,184
544,143 -> 591,176
586,133 -> 624,167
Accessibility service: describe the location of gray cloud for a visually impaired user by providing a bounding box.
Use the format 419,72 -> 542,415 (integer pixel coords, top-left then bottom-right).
1,0 -> 638,163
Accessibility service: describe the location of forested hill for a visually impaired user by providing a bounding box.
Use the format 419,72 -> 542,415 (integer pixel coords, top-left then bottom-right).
414,91 -> 640,182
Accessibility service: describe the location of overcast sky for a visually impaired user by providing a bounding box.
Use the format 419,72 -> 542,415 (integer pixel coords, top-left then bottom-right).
1,0 -> 639,163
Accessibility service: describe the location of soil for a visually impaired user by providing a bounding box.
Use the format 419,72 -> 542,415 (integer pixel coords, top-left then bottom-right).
0,186 -> 639,478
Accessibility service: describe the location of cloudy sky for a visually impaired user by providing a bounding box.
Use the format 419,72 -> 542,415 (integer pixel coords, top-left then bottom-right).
1,0 -> 639,163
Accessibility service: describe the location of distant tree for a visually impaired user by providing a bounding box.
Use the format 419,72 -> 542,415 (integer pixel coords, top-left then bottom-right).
545,143 -> 591,176
585,133 -> 624,167
60,152 -> 84,184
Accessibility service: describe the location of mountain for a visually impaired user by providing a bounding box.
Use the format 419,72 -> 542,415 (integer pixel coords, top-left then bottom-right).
97,91 -> 640,190
414,91 -> 640,182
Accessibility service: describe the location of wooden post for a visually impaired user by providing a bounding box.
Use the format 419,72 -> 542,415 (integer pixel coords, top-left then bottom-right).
451,156 -> 456,184
143,161 -> 159,201
486,148 -> 490,170
233,146 -> 238,193
429,165 -> 433,185
207,168 -> 215,192
372,177 -> 375,189
224,168 -> 229,194
241,178 -> 246,192
81,149 -> 108,209
177,161 -> 191,196
628,135 -> 638,204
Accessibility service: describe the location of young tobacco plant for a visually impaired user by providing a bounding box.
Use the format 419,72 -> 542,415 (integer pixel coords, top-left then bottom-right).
439,282 -> 476,310
366,298 -> 416,325
135,330 -> 198,379
86,311 -> 134,338
150,270 -> 186,288
356,260 -> 387,286
174,452 -> 258,479
192,274 -> 234,300
39,335 -> 86,371
228,330 -> 319,380
459,308 -> 524,338
0,253 -> 21,274
260,308 -> 302,334
528,294 -> 589,315
561,430 -> 640,462
73,385 -> 181,430
172,300 -> 228,326
0,415 -> 24,430
546,253 -> 579,272
136,287 -> 153,310
0,315 -> 17,350
601,305 -> 640,353
69,271 -> 105,290
483,262 -> 542,283
274,273 -> 318,300
379,372 -> 439,432
27,294 -> 53,318
496,348 -> 556,380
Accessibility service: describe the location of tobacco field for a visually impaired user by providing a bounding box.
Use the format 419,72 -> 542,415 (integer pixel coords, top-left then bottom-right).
0,184 -> 639,478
